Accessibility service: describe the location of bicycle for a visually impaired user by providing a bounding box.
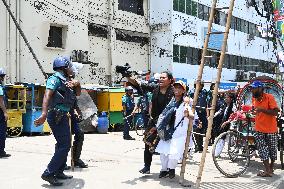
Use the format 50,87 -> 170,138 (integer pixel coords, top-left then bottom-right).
212,107 -> 255,178
123,113 -> 147,136
277,116 -> 284,169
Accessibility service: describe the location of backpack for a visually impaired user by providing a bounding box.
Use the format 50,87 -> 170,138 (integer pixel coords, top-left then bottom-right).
156,98 -> 184,141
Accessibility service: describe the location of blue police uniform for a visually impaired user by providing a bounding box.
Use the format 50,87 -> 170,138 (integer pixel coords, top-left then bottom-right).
122,94 -> 135,138
0,85 -> 7,155
42,72 -> 76,177
69,106 -> 87,167
189,88 -> 208,151
136,93 -> 151,128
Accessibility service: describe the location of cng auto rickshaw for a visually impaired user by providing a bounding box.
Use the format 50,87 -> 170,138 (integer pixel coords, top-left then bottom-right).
22,83 -> 50,135
5,85 -> 26,137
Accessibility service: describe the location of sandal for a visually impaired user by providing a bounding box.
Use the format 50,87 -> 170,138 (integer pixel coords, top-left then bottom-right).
257,171 -> 272,177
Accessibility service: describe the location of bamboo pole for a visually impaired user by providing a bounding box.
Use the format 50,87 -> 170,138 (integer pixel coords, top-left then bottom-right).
1,0 -> 48,79
68,113 -> 75,171
179,0 -> 218,186
195,0 -> 235,188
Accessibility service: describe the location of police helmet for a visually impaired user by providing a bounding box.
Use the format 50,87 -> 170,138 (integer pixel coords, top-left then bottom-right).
0,68 -> 5,77
53,56 -> 71,71
125,86 -> 133,92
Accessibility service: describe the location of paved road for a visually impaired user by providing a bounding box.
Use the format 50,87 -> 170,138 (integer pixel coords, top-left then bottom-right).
0,131 -> 283,189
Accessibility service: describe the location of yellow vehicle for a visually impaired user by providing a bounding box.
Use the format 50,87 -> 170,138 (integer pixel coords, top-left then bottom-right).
5,85 -> 26,137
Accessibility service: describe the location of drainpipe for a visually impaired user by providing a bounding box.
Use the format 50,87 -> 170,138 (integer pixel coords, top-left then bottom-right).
147,0 -> 151,71
108,0 -> 114,86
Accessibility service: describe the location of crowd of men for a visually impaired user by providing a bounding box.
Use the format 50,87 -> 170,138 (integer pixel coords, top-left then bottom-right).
0,56 -> 281,186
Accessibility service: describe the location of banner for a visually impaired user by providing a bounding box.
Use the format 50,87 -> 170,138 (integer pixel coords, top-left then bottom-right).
273,0 -> 284,40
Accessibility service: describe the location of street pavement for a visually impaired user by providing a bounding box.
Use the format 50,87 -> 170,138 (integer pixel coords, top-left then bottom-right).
0,131 -> 283,189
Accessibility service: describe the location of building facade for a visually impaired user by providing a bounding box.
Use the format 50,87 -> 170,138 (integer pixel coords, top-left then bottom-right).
150,0 -> 278,84
0,0 -> 150,85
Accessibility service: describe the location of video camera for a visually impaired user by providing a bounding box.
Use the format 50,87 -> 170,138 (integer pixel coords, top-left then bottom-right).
115,63 -> 148,78
115,63 -> 132,77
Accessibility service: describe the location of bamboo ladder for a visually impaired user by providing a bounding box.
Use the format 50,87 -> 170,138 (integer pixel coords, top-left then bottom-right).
179,0 -> 236,187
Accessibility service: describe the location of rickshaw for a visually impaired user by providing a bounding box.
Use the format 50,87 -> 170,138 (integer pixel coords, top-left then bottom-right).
211,76 -> 284,177
22,83 -> 50,134
5,85 -> 27,137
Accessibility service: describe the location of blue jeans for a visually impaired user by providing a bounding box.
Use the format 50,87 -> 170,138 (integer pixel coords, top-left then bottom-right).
0,111 -> 7,154
43,111 -> 71,176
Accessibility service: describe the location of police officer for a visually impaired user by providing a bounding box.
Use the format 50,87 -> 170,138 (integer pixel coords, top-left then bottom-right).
122,86 -> 135,140
34,56 -> 80,186
189,82 -> 208,152
66,61 -> 88,169
0,68 -> 10,158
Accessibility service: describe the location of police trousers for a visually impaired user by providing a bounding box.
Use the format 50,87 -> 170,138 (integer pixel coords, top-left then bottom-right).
0,111 -> 7,154
43,110 -> 71,176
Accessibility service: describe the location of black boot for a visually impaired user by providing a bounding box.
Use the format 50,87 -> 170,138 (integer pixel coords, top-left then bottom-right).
73,131 -> 86,167
41,175 -> 63,186
168,169 -> 175,179
74,159 -> 88,168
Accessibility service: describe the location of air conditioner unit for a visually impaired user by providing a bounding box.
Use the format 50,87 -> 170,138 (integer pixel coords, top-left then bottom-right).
246,0 -> 254,8
249,72 -> 256,79
247,34 -> 254,41
71,50 -> 88,63
236,70 -> 244,81
243,72 -> 250,81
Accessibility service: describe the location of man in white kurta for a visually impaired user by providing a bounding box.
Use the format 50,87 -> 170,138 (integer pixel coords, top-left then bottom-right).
155,80 -> 194,179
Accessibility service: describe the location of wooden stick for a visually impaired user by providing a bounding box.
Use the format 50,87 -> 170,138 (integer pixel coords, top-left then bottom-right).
179,0 -> 218,186
195,0 -> 235,188
68,113 -> 75,171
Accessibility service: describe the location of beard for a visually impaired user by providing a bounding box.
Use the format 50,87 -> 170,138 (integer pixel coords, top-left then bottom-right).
252,91 -> 261,98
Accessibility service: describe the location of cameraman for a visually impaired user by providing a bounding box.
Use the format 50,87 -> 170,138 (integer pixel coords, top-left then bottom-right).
126,71 -> 174,174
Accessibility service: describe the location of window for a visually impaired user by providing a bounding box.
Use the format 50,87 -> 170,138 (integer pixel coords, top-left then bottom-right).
186,0 -> 191,15
191,1 -> 197,16
116,30 -> 148,45
187,47 -> 193,64
192,48 -> 199,65
219,12 -> 227,26
180,46 -> 187,63
231,55 -> 237,69
118,0 -> 144,16
241,20 -> 249,33
203,6 -> 210,21
88,24 -> 108,38
173,0 -> 179,11
173,45 -> 180,62
236,18 -> 241,31
214,10 -> 220,24
179,0 -> 185,13
230,16 -> 235,29
47,25 -> 66,48
198,4 -> 204,20
224,54 -> 229,68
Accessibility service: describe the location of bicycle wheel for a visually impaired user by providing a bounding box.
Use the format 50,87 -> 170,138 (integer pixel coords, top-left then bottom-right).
135,118 -> 145,136
212,130 -> 250,177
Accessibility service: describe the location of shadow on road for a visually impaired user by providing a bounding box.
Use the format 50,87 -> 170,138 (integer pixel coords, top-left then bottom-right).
122,173 -> 194,188
41,178 -> 85,189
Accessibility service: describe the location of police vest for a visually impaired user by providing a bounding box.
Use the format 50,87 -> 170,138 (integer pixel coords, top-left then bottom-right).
49,76 -> 77,111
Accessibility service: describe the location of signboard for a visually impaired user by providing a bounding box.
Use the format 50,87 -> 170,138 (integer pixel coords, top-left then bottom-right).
204,27 -> 224,51
219,82 -> 237,90
273,0 -> 284,41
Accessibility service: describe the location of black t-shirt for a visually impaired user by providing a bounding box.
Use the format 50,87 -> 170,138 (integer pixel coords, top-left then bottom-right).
156,93 -> 167,117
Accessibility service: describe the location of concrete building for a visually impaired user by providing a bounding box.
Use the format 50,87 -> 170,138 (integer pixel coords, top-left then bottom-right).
150,0 -> 278,84
0,0 -> 150,85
